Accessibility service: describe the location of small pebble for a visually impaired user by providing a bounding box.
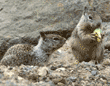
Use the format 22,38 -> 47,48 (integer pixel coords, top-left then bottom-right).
68,76 -> 77,82
0,80 -> 2,83
91,71 -> 97,76
104,53 -> 108,56
57,64 -> 63,68
51,66 -> 57,70
100,78 -> 107,84
57,49 -> 62,53
37,81 -> 55,86
85,68 -> 91,72
52,78 -> 66,84
0,70 -> 4,73
107,51 -> 110,53
95,75 -> 100,80
0,74 -> 3,79
107,82 -> 110,84
96,64 -> 105,70
56,68 -> 65,72
8,67 -> 13,70
89,75 -> 95,80
57,82 -> 64,86
38,67 -> 49,77
99,75 -> 107,80
42,77 -> 47,81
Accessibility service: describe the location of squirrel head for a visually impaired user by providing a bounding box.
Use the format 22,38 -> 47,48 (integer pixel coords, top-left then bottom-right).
39,31 -> 66,53
81,6 -> 102,31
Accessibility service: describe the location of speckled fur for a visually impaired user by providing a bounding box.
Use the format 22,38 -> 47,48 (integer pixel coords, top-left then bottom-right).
1,33 -> 66,66
70,7 -> 104,63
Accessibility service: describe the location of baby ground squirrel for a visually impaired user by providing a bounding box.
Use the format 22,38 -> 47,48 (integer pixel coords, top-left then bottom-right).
1,32 -> 66,66
70,7 -> 104,63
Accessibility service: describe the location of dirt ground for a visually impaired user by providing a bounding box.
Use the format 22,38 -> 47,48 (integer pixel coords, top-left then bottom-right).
0,38 -> 110,86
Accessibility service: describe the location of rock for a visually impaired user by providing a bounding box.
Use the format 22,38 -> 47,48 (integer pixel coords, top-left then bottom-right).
0,70 -> 4,73
67,76 -> 77,82
104,41 -> 110,51
103,24 -> 110,50
5,80 -> 18,86
57,64 -> 64,68
42,77 -> 50,82
38,67 -> 49,77
96,64 -> 105,70
102,59 -> 110,66
81,61 -> 96,67
85,68 -> 91,72
50,66 -> 57,70
8,67 -> 13,70
99,75 -> 107,80
56,68 -> 66,72
107,82 -> 110,84
36,81 -> 55,86
0,80 -> 2,84
52,78 -> 66,85
57,82 -> 65,86
100,78 -> 107,84
91,71 -> 97,76
89,75 -> 95,80
95,75 -> 100,80
27,73 -> 39,82
57,49 -> 62,53
0,74 -> 3,79
103,53 -> 108,56
49,72 -> 64,79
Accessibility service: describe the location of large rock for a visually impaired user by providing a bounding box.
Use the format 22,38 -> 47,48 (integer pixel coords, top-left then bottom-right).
102,22 -> 110,51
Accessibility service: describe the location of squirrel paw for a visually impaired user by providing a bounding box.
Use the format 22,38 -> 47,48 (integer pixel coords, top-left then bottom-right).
91,33 -> 97,41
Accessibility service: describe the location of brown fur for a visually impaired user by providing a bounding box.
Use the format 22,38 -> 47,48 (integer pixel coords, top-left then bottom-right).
70,7 -> 104,63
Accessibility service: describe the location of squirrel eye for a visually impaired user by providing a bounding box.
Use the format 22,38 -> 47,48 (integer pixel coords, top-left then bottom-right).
89,16 -> 92,20
44,38 -> 47,41
53,37 -> 59,40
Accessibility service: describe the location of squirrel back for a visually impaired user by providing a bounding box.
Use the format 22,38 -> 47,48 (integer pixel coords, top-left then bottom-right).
1,32 -> 66,66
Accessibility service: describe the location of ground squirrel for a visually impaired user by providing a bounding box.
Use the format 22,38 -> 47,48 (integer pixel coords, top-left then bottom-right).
70,7 -> 104,63
1,32 -> 66,66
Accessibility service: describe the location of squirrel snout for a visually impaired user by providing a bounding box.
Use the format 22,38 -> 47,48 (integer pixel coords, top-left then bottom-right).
97,22 -> 101,27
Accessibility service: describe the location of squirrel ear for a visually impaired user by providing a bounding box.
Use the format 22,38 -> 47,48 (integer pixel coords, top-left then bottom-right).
40,32 -> 45,38
83,6 -> 88,15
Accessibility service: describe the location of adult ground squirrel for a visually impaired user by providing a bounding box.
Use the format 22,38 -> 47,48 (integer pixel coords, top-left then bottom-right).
70,7 -> 104,63
1,32 -> 66,66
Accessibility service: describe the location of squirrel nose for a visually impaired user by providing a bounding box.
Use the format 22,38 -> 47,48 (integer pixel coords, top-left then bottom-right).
97,22 -> 101,27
